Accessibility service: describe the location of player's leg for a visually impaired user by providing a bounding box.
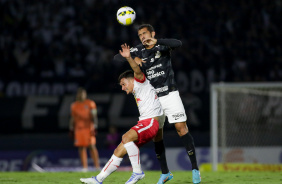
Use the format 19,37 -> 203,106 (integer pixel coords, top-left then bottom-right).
89,144 -> 100,170
153,126 -> 173,184
153,111 -> 173,184
122,129 -> 142,173
78,147 -> 88,171
174,121 -> 201,183
161,91 -> 201,183
122,129 -> 145,184
125,118 -> 159,184
174,122 -> 199,169
80,142 -> 126,184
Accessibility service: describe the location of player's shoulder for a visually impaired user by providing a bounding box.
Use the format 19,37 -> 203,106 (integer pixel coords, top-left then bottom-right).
71,101 -> 78,106
71,101 -> 78,110
86,99 -> 97,107
130,43 -> 143,52
85,99 -> 94,104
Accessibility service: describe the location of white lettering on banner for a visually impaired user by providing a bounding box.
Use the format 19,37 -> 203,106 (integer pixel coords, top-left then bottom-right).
58,95 -> 74,129
22,97 -> 59,129
0,160 -> 22,171
21,94 -> 138,129
58,94 -> 111,129
5,81 -> 78,97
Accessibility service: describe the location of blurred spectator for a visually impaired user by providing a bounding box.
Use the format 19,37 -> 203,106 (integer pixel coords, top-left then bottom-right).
105,125 -> 120,151
1,0 -> 281,94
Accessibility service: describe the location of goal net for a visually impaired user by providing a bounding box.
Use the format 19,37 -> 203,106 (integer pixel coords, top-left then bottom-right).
210,83 -> 282,171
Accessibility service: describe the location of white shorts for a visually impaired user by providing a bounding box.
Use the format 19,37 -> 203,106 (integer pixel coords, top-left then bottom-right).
158,91 -> 187,128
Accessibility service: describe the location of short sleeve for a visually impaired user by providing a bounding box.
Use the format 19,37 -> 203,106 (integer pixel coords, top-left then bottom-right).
88,100 -> 97,110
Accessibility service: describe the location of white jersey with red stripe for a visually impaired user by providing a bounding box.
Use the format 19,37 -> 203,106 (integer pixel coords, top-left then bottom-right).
133,74 -> 163,120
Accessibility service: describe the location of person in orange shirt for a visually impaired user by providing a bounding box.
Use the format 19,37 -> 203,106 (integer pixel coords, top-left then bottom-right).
69,88 -> 100,172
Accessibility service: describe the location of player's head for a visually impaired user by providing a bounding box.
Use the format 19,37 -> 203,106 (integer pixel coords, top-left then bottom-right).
138,24 -> 155,44
118,70 -> 134,95
76,87 -> 87,101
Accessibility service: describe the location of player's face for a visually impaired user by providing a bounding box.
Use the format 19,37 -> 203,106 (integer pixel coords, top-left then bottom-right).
120,78 -> 134,94
76,90 -> 87,101
138,28 -> 155,43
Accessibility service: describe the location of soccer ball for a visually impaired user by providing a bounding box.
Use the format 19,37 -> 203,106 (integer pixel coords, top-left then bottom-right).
116,6 -> 136,26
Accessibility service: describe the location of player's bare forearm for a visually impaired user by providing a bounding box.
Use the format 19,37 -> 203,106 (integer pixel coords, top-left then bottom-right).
126,57 -> 143,80
91,109 -> 98,129
120,44 -> 143,80
94,115 -> 98,129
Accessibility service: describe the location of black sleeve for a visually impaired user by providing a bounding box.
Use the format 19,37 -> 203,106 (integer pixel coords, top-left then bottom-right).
156,39 -> 182,48
113,53 -> 126,62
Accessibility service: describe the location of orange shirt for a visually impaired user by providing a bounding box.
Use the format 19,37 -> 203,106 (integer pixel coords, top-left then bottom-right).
71,99 -> 96,130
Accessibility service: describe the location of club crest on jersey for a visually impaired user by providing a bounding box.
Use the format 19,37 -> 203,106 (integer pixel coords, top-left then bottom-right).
135,97 -> 142,106
155,51 -> 161,59
84,105 -> 88,109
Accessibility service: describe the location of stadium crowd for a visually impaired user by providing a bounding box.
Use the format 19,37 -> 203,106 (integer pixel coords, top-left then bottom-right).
1,0 -> 281,94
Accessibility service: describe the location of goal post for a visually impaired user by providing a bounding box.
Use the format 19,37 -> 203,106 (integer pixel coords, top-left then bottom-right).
210,82 -> 282,171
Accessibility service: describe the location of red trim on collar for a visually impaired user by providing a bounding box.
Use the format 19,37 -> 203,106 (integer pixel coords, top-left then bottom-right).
134,73 -> 146,83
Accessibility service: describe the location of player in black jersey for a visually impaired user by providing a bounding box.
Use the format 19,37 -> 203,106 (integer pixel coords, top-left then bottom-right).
114,24 -> 201,184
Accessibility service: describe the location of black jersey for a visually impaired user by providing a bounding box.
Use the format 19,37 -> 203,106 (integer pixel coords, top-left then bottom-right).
130,39 -> 182,97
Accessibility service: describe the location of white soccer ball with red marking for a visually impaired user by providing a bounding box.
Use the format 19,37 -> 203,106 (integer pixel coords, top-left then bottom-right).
116,6 -> 136,26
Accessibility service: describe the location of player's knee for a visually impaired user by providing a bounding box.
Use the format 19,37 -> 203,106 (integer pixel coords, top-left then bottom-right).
88,144 -> 96,150
154,140 -> 165,155
121,134 -> 132,144
175,122 -> 188,136
153,129 -> 163,142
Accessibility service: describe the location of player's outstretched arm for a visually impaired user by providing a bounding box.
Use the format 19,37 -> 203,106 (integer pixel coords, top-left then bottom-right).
143,38 -> 182,49
120,44 -> 144,80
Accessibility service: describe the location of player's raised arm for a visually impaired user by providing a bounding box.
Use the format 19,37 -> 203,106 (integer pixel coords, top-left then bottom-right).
119,43 -> 144,80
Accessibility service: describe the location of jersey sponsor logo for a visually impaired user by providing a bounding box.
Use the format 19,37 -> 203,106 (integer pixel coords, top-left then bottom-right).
172,112 -> 185,120
147,64 -> 162,71
155,86 -> 168,93
147,71 -> 165,80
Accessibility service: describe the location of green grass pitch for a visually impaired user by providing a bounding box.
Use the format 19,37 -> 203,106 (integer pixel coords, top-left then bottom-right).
0,171 -> 281,184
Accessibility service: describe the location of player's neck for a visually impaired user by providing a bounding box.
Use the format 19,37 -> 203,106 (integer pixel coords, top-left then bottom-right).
77,99 -> 85,102
145,44 -> 155,50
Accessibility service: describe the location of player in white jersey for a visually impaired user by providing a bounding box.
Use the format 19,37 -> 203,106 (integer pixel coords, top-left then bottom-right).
80,44 -> 163,184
